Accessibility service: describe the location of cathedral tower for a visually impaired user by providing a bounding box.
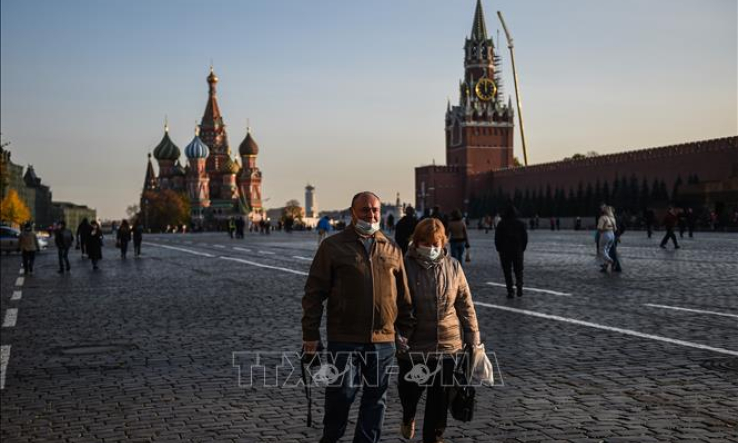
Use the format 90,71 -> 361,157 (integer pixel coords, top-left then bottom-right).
237,127 -> 263,213
200,67 -> 232,200
184,127 -> 211,220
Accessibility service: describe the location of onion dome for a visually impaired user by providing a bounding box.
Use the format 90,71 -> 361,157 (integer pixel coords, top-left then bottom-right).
152,126 -> 181,161
173,160 -> 186,176
184,134 -> 210,159
239,128 -> 259,156
207,66 -> 218,84
220,157 -> 239,175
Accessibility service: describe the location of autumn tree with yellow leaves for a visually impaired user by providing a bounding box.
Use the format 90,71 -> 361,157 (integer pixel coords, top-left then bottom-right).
0,189 -> 31,227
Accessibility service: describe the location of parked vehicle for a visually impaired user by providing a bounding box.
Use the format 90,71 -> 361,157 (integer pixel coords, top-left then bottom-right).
1,226 -> 21,253
0,226 -> 47,253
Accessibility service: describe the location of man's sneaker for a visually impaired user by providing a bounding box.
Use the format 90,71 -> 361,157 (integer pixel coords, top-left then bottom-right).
675,245 -> 681,249
517,288 -> 523,297
659,245 -> 666,249
506,291 -> 515,299
401,419 -> 416,439
57,269 -> 64,274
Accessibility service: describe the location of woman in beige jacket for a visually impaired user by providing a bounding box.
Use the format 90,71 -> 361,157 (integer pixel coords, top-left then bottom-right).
398,217 -> 481,442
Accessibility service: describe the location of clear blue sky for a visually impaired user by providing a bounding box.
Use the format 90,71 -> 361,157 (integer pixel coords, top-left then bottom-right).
2,0 -> 736,220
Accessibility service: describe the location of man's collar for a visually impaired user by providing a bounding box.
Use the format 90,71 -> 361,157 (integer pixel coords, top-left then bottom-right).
341,225 -> 387,243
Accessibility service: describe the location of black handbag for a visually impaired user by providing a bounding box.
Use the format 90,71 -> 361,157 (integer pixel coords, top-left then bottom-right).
448,346 -> 475,422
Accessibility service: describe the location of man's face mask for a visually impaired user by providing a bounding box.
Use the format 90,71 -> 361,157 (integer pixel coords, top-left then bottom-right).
354,218 -> 380,236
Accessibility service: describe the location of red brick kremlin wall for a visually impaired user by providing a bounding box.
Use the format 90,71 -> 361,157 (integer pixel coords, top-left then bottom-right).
473,136 -> 737,198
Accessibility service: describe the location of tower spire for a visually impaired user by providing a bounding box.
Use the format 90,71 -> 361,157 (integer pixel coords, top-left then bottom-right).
471,0 -> 488,41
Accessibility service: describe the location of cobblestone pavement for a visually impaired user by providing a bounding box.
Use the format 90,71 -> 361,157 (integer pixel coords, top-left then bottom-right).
1,229 -> 737,442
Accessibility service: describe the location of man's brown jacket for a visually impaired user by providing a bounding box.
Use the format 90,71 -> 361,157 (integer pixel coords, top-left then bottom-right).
302,227 -> 415,343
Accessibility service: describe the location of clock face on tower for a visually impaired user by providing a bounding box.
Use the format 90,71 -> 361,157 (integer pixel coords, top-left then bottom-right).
475,78 -> 497,101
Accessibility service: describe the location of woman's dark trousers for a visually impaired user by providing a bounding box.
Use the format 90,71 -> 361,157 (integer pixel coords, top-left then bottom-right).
398,357 -> 455,443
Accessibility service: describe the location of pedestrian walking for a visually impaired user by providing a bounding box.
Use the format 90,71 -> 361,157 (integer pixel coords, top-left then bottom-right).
495,204 -> 528,298
394,205 -> 418,255
117,220 -> 131,259
398,217 -> 481,442
19,222 -> 40,275
483,214 -> 492,234
660,206 -> 681,249
227,217 -> 236,238
386,213 -> 395,233
316,215 -> 331,245
132,219 -> 143,257
609,207 -> 625,273
597,206 -> 617,273
302,191 -> 415,443
54,220 -> 74,273
87,220 -> 103,270
447,209 -> 470,265
76,218 -> 92,257
678,208 -> 687,238
644,208 -> 655,238
686,207 -> 696,238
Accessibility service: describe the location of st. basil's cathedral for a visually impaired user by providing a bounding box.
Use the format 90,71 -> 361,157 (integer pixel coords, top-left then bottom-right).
141,68 -> 263,227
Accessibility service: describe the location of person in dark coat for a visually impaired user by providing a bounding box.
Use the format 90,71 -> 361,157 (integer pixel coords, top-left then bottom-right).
644,208 -> 655,238
117,220 -> 132,259
686,207 -> 696,238
76,218 -> 92,257
54,220 -> 74,273
87,220 -> 104,270
132,219 -> 143,257
394,205 -> 418,255
660,206 -> 680,249
495,204 -> 528,298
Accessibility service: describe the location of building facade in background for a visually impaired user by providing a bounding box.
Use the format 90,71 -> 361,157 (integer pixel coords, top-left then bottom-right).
1,146 -> 95,227
415,0 -> 738,221
141,68 -> 264,229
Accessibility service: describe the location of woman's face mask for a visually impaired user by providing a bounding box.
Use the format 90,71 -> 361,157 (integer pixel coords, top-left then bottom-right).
416,244 -> 443,261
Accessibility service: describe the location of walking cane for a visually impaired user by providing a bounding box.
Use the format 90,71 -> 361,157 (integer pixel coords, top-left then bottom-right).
300,353 -> 313,427
300,344 -> 323,427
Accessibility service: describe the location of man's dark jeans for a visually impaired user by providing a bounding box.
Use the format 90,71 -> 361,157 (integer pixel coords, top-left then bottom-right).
321,341 -> 395,443
499,251 -> 524,295
58,247 -> 70,271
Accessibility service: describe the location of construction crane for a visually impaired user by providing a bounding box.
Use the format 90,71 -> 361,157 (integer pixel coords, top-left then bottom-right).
497,11 -> 529,167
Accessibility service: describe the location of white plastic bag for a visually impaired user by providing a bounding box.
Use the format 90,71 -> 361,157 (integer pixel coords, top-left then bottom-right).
470,344 -> 494,386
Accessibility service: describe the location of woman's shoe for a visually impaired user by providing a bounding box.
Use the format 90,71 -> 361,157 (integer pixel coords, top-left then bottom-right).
401,419 -> 415,439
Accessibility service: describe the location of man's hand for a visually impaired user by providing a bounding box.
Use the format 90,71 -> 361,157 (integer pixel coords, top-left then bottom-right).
303,340 -> 320,355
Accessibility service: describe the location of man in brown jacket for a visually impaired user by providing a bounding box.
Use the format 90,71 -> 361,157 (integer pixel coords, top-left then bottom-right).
302,191 -> 415,443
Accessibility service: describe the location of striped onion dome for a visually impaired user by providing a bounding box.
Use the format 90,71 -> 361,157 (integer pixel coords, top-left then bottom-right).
220,157 -> 239,174
184,135 -> 210,159
152,128 -> 181,161
239,130 -> 259,156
